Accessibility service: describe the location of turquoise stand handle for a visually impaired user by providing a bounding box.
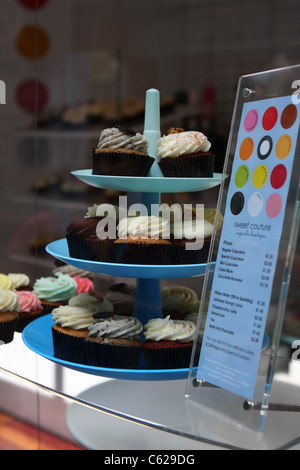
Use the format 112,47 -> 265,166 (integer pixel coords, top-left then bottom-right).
134,89 -> 164,326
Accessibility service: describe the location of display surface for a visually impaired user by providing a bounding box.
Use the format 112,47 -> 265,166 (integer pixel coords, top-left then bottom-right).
22,314 -> 196,380
71,169 -> 223,193
46,238 -> 210,278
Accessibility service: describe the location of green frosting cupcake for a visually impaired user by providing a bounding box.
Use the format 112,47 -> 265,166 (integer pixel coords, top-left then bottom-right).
33,273 -> 77,314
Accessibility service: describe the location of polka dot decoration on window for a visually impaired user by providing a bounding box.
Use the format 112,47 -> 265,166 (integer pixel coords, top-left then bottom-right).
17,0 -> 49,9
15,25 -> 50,60
16,79 -> 49,114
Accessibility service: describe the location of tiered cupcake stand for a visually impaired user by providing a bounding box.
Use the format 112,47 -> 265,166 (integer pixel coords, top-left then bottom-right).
22,89 -> 223,381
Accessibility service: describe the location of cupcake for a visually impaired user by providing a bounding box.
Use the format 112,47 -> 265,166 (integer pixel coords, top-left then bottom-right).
143,315 -> 196,369
33,272 -> 77,314
0,274 -> 16,292
157,128 -> 214,177
113,215 -> 172,265
105,283 -> 136,316
170,217 -> 214,264
92,126 -> 154,176
15,291 -> 44,332
74,276 -> 94,294
161,286 -> 199,320
84,311 -> 143,369
0,289 -> 20,344
66,203 -> 119,262
51,293 -> 105,363
8,273 -> 32,291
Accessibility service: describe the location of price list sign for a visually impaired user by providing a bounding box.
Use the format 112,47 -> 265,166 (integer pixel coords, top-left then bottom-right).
197,93 -> 300,400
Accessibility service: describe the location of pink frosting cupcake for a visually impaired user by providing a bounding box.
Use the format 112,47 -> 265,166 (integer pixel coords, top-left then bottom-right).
16,291 -> 44,332
74,276 -> 94,294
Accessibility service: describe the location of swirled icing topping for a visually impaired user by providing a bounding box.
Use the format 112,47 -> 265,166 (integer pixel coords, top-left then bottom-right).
161,286 -> 199,316
8,273 -> 30,289
52,305 -> 95,329
157,131 -> 211,159
52,293 -> 105,329
0,274 -> 16,292
0,289 -> 20,312
88,314 -> 143,340
74,277 -> 94,294
16,291 -> 43,313
53,264 -> 92,278
117,216 -> 170,239
33,273 -> 77,302
98,127 -> 149,154
171,218 -> 214,240
144,315 -> 195,343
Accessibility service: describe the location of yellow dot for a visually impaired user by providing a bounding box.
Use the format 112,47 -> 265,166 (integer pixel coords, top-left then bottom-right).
15,25 -> 50,60
252,165 -> 268,189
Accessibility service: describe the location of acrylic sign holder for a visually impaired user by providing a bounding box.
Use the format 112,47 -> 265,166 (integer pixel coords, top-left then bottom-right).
185,65 -> 300,433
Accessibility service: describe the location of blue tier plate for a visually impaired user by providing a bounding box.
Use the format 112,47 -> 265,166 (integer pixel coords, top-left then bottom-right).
71,169 -> 223,193
22,315 -> 269,381
46,238 -> 210,279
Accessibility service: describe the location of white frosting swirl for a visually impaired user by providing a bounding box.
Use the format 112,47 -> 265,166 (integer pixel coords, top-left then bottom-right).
144,315 -> 195,343
0,289 -> 20,313
8,273 -> 30,288
52,304 -> 95,329
117,216 -> 170,239
52,293 -> 109,329
171,219 -> 214,240
157,131 -> 211,159
161,286 -> 199,316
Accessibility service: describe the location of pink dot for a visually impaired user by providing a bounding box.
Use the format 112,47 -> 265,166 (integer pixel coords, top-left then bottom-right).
16,79 -> 49,114
266,193 -> 282,218
244,109 -> 259,132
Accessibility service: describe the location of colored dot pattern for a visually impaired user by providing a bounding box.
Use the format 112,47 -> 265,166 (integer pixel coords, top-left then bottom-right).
230,100 -> 298,219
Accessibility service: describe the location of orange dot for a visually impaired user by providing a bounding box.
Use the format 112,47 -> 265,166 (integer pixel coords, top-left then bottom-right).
276,134 -> 292,160
239,137 -> 254,161
15,25 -> 49,60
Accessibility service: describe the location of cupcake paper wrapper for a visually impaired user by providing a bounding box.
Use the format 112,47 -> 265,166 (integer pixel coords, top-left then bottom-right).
171,240 -> 210,264
66,235 -> 114,262
92,152 -> 154,177
52,327 -> 88,364
158,153 -> 214,178
112,242 -> 172,265
0,317 -> 19,344
84,339 -> 142,369
16,311 -> 45,333
143,341 -> 193,369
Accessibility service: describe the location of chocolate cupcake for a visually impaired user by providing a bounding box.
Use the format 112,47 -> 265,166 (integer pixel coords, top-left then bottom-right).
66,203 -> 120,262
143,315 -> 196,369
92,126 -> 154,176
112,215 -> 172,265
157,128 -> 214,177
105,283 -> 136,316
84,310 -> 143,369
